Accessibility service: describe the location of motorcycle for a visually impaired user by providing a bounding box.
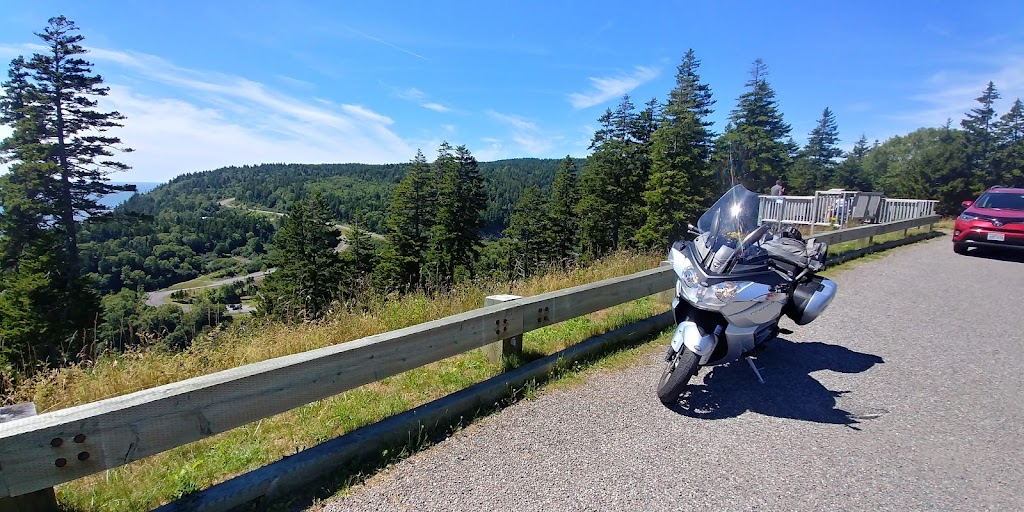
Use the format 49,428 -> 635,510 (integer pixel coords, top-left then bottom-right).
657,184 -> 837,404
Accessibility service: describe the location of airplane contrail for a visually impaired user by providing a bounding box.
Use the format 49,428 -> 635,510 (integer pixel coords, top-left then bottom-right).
341,24 -> 430,62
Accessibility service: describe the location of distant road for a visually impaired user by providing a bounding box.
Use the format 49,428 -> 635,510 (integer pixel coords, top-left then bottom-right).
144,270 -> 272,309
219,198 -> 386,245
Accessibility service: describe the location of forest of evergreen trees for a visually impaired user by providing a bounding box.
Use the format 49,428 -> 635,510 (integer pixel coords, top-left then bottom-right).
1,17 -> 1021,379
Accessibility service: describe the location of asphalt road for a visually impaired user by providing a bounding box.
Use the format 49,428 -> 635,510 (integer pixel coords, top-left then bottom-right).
144,270 -> 271,309
326,238 -> 1024,512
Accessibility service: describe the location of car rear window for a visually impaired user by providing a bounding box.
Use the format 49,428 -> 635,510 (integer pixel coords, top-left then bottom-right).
976,192 -> 1024,210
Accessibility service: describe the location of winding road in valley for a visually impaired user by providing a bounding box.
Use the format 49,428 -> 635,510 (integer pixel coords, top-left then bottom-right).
143,270 -> 272,310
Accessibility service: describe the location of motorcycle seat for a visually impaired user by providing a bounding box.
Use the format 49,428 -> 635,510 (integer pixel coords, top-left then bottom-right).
761,237 -> 825,271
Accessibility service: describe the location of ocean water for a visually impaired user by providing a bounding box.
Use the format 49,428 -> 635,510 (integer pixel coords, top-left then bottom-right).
97,182 -> 162,209
0,182 -> 162,215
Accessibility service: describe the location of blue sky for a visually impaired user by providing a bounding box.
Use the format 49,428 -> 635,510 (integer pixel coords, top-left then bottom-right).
2,0 -> 1023,183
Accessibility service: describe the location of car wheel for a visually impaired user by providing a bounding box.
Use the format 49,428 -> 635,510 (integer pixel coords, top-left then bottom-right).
953,243 -> 968,255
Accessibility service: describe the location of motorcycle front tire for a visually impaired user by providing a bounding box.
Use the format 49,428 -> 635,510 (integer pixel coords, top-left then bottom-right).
657,348 -> 699,404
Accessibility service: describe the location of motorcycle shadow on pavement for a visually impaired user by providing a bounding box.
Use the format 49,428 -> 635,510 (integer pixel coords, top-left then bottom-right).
666,338 -> 885,429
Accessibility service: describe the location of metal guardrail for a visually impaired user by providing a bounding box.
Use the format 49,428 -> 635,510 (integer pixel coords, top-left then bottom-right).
0,212 -> 941,502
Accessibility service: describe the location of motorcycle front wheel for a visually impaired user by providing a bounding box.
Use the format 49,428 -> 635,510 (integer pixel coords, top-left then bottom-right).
657,348 -> 699,404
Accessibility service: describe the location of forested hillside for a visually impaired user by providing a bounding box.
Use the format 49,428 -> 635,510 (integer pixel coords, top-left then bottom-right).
128,158 -> 577,235
2,15 -> 1021,382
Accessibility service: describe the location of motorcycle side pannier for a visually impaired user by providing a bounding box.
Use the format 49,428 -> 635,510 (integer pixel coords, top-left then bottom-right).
784,276 -> 837,325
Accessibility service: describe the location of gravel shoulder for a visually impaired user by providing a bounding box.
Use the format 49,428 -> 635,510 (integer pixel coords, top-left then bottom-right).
324,239 -> 1024,511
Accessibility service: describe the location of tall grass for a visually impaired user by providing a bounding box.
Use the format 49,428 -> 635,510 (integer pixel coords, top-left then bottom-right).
3,251 -> 665,511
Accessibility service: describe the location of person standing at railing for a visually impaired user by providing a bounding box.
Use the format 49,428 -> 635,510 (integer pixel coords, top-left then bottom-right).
771,179 -> 785,196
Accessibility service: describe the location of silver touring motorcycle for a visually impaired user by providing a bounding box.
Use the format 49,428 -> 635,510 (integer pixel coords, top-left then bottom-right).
658,184 -> 838,404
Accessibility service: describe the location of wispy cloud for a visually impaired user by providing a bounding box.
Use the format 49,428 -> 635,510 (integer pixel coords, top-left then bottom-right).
482,110 -> 553,157
422,102 -> 451,113
487,110 -> 538,132
274,74 -> 315,90
395,87 -> 427,101
66,48 -> 417,181
888,54 -> 1024,128
568,66 -> 660,109
391,87 -> 453,113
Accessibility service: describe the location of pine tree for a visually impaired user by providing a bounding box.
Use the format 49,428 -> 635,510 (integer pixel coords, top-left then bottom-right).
544,156 -> 580,265
375,150 -> 436,292
636,49 -> 716,249
994,98 -> 1024,187
960,81 -> 1001,189
504,185 -> 548,277
258,193 -> 344,322
715,58 -> 793,193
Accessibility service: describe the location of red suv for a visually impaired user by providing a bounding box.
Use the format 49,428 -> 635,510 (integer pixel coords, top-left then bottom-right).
952,186 -> 1024,254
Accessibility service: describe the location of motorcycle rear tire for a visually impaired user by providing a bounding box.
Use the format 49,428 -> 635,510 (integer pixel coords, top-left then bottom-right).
657,348 -> 699,404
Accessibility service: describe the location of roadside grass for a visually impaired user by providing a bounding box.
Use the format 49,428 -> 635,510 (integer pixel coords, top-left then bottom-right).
825,224 -> 936,257
20,223 -> 940,511
3,252 -> 663,511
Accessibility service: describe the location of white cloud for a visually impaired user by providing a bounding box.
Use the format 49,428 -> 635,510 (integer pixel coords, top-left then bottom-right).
422,102 -> 451,113
57,48 -> 418,181
568,66 -> 660,109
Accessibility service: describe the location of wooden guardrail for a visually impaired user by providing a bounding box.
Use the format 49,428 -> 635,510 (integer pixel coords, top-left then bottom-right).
0,213 -> 942,502
0,267 -> 674,498
810,215 -> 940,246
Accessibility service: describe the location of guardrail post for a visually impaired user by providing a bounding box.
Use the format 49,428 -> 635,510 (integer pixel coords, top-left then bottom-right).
0,403 -> 58,512
483,294 -> 523,364
657,261 -> 675,305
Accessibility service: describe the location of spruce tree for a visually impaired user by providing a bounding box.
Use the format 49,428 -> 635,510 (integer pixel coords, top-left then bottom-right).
960,81 -> 1001,189
340,210 -> 378,299
994,98 -> 1024,187
636,49 -> 716,249
375,150 -> 436,292
715,58 -> 793,193
1,17 -> 135,276
258,193 -> 344,322
544,156 -> 580,265
577,95 -> 655,256
0,17 -> 131,365
504,185 -> 548,277
791,107 -> 843,192
425,143 -> 486,290
833,135 -> 873,191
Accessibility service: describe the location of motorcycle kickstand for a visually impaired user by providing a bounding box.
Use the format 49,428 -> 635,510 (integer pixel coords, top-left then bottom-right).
745,356 -> 765,384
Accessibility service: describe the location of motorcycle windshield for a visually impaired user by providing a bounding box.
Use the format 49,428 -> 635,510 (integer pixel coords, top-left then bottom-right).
695,184 -> 762,264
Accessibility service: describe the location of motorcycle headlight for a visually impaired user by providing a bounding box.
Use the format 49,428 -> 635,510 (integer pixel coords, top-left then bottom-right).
714,282 -> 739,302
694,281 -> 754,308
682,269 -> 699,288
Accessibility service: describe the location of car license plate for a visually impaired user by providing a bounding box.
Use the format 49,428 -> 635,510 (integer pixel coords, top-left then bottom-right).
987,232 -> 1005,241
